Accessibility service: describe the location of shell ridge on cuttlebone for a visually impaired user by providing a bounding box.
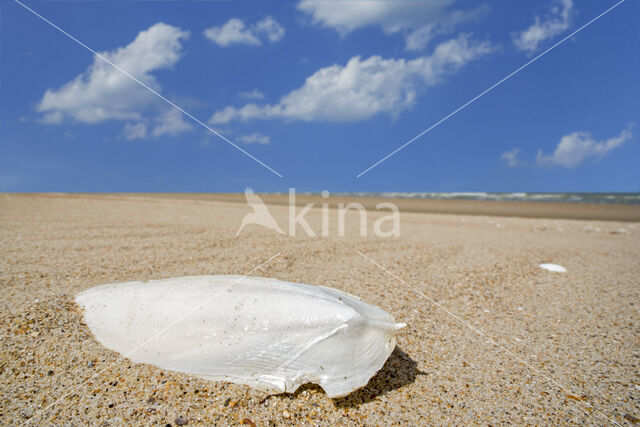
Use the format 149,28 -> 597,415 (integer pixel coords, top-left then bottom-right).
276,322 -> 352,375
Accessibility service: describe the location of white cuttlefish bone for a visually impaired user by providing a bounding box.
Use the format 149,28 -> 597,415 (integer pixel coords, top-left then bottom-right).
539,263 -> 567,273
75,275 -> 406,398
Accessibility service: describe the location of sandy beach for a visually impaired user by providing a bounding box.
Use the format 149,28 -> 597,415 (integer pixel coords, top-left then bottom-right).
1,193 -> 639,425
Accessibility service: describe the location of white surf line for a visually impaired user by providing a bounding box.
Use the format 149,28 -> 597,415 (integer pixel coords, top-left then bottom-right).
25,252 -> 281,424
357,250 -> 621,426
356,0 -> 627,178
13,0 -> 283,179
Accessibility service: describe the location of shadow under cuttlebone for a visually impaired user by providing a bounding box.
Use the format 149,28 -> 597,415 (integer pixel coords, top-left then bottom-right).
278,347 -> 424,407
332,346 -> 425,408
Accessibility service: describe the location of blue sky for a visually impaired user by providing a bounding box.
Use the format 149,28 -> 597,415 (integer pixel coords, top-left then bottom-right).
1,0 -> 638,193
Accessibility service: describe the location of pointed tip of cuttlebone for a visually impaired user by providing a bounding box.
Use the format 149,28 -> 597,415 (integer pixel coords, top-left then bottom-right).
394,322 -> 407,330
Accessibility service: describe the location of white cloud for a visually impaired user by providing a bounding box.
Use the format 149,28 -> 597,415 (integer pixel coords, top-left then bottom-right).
513,0 -> 573,54
152,109 -> 193,137
210,34 -> 494,124
238,89 -> 265,100
500,148 -> 521,167
204,19 -> 260,47
38,23 -> 189,125
203,16 -> 284,47
404,7 -> 489,51
297,0 -> 451,34
238,132 -> 270,144
123,122 -> 148,140
297,0 -> 487,51
536,127 -> 632,168
254,16 -> 286,43
122,109 -> 192,140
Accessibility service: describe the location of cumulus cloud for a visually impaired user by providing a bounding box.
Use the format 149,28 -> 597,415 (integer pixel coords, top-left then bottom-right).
123,122 -> 148,140
238,89 -> 265,100
536,127 -> 633,168
37,23 -> 193,139
38,23 -> 189,124
152,109 -> 193,137
254,16 -> 286,43
203,16 -> 284,47
405,6 -> 489,51
122,110 -> 192,140
513,0 -> 573,54
210,34 -> 494,124
297,0 -> 487,51
237,132 -> 270,144
500,148 -> 521,167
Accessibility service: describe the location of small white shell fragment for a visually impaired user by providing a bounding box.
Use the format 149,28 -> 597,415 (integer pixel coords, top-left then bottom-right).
75,275 -> 405,398
539,263 -> 567,273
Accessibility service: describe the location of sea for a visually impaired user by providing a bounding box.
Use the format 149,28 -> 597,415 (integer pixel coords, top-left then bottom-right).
301,192 -> 640,206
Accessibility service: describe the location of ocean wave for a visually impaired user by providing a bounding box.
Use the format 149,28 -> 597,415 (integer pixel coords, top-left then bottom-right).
300,192 -> 640,205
